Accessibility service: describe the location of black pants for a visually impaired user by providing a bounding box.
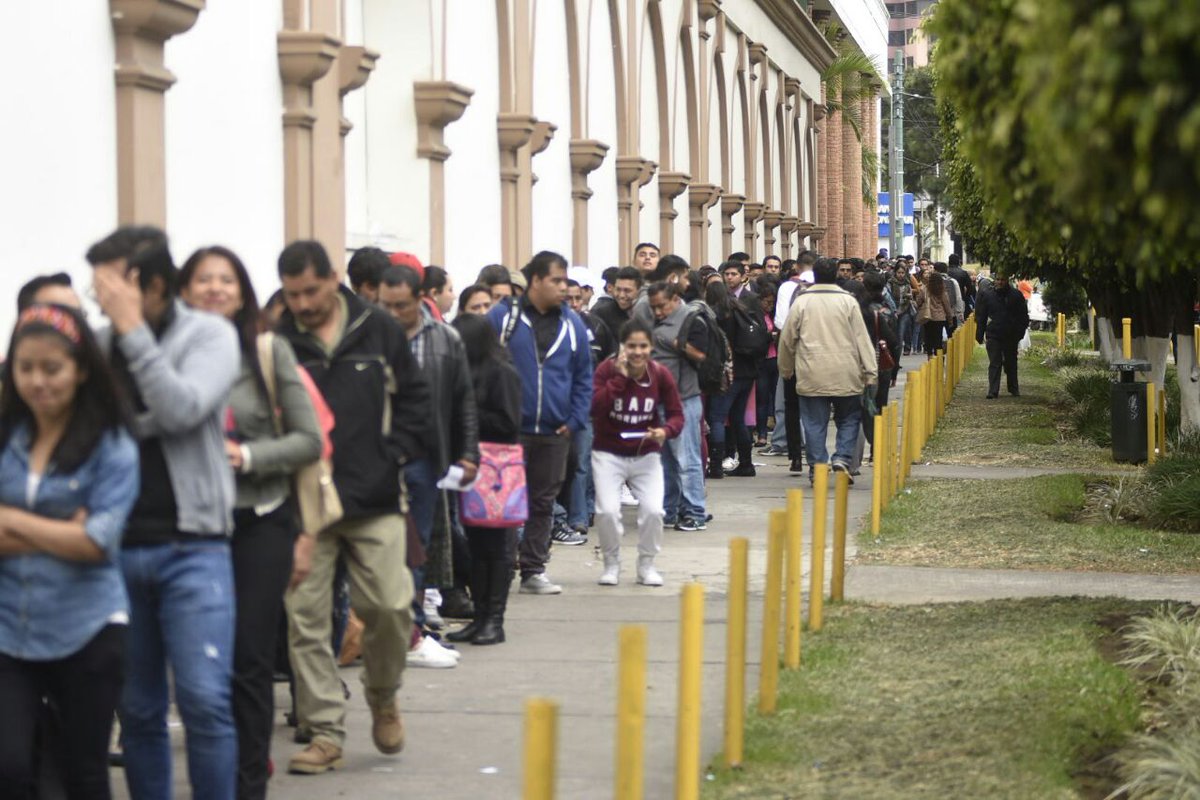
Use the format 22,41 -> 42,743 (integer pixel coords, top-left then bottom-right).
986,336 -> 1020,396
0,624 -> 125,800
232,504 -> 295,800
783,376 -> 803,461
923,320 -> 946,358
862,381 -> 893,446
518,434 -> 571,579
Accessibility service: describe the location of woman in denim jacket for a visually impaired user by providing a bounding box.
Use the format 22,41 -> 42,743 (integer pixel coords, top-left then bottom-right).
0,304 -> 139,799
181,246 -> 322,799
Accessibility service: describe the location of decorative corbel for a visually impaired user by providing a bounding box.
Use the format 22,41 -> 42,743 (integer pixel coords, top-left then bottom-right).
657,171 -> 692,251
414,82 -> 474,161
528,120 -> 557,185
569,139 -> 610,263
688,183 -> 722,265
337,46 -> 379,137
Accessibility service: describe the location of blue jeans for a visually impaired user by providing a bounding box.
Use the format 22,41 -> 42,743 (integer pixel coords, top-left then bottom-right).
769,374 -> 788,448
897,310 -> 915,353
798,395 -> 863,470
120,541 -> 237,800
567,421 -> 594,528
404,458 -> 438,626
662,395 -> 706,522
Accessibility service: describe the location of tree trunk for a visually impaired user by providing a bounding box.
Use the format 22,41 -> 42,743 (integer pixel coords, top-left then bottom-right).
1177,333 -> 1200,434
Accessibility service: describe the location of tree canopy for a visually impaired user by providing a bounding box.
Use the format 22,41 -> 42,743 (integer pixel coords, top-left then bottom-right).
928,0 -> 1200,284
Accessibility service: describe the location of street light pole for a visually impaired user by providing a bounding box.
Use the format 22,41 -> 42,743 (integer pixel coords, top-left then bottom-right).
889,51 -> 905,259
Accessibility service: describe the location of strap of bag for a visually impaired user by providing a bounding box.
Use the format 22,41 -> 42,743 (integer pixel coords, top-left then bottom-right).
500,298 -> 521,346
256,333 -> 284,437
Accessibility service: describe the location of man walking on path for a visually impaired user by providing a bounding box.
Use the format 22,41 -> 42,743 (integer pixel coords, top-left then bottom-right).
276,240 -> 431,774
488,251 -> 593,595
974,274 -> 1030,399
778,257 -> 878,484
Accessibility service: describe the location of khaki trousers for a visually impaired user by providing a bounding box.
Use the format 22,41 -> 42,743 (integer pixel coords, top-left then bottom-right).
286,514 -> 413,747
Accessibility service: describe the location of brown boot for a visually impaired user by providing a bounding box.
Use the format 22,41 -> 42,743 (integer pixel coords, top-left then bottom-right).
370,701 -> 406,754
287,739 -> 344,775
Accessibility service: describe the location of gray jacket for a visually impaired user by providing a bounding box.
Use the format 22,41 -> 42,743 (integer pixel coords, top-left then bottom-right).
229,335 -> 323,511
100,301 -> 240,536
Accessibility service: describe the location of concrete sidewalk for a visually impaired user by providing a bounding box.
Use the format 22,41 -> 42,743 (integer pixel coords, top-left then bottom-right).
111,455 -> 865,799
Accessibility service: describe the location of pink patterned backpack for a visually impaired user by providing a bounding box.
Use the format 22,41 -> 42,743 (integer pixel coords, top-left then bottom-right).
460,442 -> 529,528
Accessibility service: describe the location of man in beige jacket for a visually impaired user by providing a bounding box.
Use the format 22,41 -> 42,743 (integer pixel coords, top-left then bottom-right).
778,257 -> 878,484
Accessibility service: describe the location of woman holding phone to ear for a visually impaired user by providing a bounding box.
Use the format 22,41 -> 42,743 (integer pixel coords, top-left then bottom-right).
590,320 -> 684,587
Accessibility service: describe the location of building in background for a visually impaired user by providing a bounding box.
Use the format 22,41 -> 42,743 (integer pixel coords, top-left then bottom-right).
1,0 -> 886,340
886,0 -> 938,68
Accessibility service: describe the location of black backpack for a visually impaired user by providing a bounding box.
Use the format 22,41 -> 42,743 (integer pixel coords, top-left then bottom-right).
677,301 -> 732,395
729,303 -> 771,358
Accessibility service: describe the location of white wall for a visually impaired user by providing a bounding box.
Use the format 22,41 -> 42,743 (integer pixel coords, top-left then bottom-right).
0,3 -> 117,343
443,2 -> 502,287
585,0 -> 620,270
530,0 -> 574,260
165,0 -> 286,300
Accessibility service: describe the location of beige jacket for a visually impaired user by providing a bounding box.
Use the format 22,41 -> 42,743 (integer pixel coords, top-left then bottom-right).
778,284 -> 878,397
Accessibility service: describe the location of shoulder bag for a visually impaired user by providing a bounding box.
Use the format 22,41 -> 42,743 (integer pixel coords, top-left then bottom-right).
874,310 -> 896,372
460,442 -> 528,528
258,333 -> 344,534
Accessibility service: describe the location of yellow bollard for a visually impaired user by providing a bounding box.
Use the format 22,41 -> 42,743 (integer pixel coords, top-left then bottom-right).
937,352 -> 947,419
724,538 -> 748,768
784,489 -> 803,670
616,626 -> 646,800
947,337 -> 956,396
523,698 -> 559,800
890,402 -> 901,498
927,359 -> 937,433
900,381 -> 912,484
758,514 -> 785,715
675,583 -> 704,800
1122,317 -> 1132,359
809,464 -> 829,631
1158,387 -> 1167,457
1146,383 -> 1157,465
871,414 -> 883,537
832,469 -> 849,601
1194,324 -> 1200,366
881,405 -> 892,507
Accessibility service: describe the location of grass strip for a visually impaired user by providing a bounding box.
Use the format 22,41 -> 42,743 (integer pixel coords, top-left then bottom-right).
858,475 -> 1200,574
919,339 -> 1134,471
705,598 -> 1157,800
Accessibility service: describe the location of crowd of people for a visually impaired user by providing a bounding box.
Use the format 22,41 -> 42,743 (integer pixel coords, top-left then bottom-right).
0,225 -> 1001,799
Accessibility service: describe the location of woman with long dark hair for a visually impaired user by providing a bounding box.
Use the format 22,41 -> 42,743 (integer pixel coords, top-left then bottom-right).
705,276 -> 764,477
180,246 -> 323,799
915,269 -> 951,359
0,304 -> 139,799
446,314 -> 521,645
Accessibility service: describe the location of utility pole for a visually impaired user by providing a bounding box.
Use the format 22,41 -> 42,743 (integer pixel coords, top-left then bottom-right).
889,50 -> 905,259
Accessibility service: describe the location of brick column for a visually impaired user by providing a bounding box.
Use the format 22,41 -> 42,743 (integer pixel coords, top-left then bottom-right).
824,104 -> 843,257
841,82 -> 862,260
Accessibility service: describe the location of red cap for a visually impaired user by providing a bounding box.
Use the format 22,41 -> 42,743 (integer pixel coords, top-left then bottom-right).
388,251 -> 425,282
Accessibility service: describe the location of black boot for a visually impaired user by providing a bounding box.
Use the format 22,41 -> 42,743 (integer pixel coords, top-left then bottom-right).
472,562 -> 511,645
439,585 -> 475,620
707,437 -> 725,479
728,441 -> 756,477
446,560 -> 489,642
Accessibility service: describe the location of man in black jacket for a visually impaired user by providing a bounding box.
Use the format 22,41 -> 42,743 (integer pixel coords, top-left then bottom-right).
276,240 -> 432,775
974,274 -> 1030,398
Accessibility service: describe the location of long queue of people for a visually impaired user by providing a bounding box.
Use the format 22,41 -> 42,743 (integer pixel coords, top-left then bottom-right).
0,226 -> 976,800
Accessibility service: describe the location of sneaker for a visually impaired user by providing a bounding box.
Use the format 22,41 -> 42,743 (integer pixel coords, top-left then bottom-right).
370,701 -> 405,754
550,524 -> 587,546
636,565 -> 663,587
598,562 -> 620,586
721,456 -> 738,472
423,592 -> 445,630
407,634 -> 458,669
520,573 -> 563,595
423,631 -> 462,661
831,461 -> 855,485
288,740 -> 344,775
620,485 -> 639,507
675,517 -> 708,532
758,444 -> 788,456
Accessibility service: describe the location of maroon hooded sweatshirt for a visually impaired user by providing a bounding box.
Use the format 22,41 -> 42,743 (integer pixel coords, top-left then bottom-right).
590,357 -> 684,457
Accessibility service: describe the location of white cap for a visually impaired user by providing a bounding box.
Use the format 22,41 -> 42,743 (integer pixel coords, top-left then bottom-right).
568,266 -> 595,289
798,270 -> 815,284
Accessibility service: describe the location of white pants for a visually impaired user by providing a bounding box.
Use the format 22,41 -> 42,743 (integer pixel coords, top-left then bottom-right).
592,450 -> 664,564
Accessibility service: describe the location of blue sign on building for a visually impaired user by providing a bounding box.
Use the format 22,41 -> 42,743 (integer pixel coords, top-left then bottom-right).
877,192 -> 914,237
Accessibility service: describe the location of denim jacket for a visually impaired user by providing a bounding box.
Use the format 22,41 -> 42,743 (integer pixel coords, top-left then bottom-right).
0,424 -> 140,660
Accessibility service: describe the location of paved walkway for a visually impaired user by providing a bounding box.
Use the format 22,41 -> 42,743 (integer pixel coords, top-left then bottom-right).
108,352 -> 1200,798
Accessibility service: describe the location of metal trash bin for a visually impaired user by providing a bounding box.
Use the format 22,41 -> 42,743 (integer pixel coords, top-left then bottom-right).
1110,359 -> 1151,463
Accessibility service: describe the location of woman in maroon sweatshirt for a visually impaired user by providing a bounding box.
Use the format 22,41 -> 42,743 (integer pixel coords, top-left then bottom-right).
591,320 -> 684,586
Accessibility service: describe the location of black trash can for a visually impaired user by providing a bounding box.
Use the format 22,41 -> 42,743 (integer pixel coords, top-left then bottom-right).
1110,359 -> 1151,463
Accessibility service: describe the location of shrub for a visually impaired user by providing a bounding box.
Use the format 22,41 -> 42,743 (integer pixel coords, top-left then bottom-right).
1055,365 -> 1114,446
1142,434 -> 1200,533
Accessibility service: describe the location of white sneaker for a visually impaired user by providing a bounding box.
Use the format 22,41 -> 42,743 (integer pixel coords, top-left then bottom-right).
423,591 -> 445,629
407,634 -> 458,668
636,564 -> 664,587
721,456 -> 738,472
519,573 -> 563,595
598,562 -> 620,586
620,485 -> 639,507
